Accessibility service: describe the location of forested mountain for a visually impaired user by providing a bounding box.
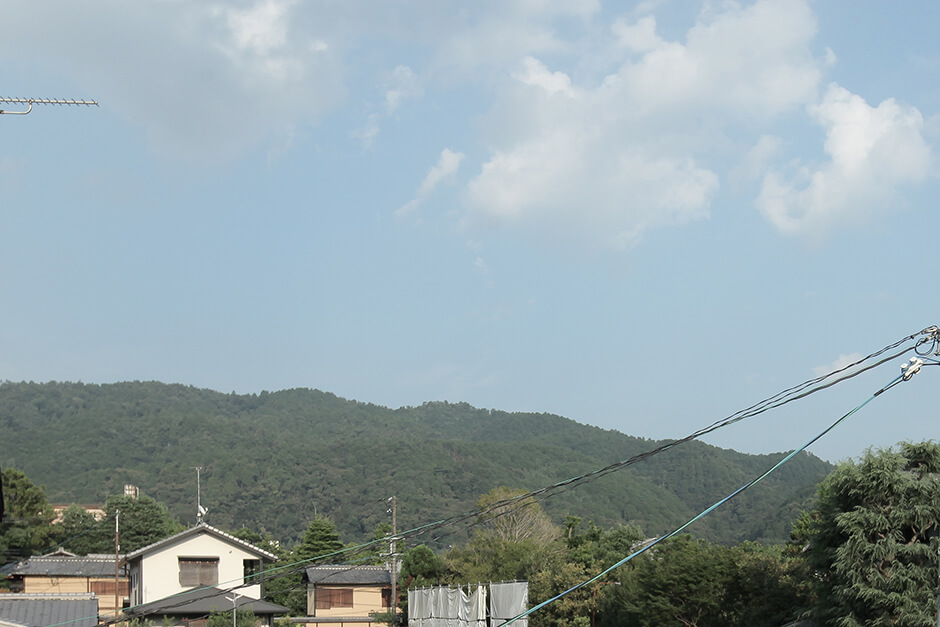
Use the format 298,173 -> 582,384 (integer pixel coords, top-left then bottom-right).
0,381 -> 830,546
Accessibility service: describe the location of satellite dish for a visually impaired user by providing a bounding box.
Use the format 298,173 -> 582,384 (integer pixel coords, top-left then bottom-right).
198,505 -> 208,517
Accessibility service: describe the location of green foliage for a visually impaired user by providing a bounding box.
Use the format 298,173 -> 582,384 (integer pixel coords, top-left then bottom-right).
106,494 -> 184,553
255,516 -> 348,617
53,505 -> 106,555
206,608 -> 257,627
610,535 -> 807,627
801,441 -> 940,627
446,488 -> 562,585
0,468 -> 56,562
400,545 -> 446,589
296,516 -> 344,562
361,521 -> 393,566
0,381 -> 831,549
259,554 -> 306,617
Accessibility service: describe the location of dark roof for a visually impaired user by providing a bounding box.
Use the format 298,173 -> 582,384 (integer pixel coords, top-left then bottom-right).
304,565 -> 391,586
125,587 -> 288,617
0,593 -> 99,627
125,522 -> 277,561
0,555 -> 125,578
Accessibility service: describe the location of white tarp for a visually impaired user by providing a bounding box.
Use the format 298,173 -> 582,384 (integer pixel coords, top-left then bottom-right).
489,581 -> 528,627
408,585 -> 486,627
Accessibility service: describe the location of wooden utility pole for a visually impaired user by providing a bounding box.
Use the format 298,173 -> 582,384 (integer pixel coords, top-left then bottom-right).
388,496 -> 398,622
114,509 -> 121,622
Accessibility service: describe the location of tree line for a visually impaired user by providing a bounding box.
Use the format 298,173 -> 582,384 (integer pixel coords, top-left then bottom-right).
0,380 -> 832,547
4,440 -> 940,626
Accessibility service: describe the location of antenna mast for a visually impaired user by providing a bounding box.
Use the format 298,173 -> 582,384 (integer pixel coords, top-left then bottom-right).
193,466 -> 208,523
0,97 -> 98,115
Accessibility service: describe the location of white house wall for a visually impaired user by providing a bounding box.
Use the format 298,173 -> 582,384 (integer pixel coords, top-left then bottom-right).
136,533 -> 263,604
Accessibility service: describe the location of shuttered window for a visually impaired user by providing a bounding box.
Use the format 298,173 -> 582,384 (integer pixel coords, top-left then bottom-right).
179,557 -> 219,587
89,581 -> 130,597
315,588 -> 354,609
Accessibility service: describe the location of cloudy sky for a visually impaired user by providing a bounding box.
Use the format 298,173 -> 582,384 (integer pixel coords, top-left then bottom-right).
1,0 -> 938,463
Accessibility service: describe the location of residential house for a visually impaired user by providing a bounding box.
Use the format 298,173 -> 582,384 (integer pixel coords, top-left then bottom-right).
50,504 -> 106,524
295,565 -> 392,626
0,551 -> 128,617
0,593 -> 99,627
122,521 -> 287,627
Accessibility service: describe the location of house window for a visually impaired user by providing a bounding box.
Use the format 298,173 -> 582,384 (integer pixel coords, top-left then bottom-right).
382,587 -> 392,608
179,557 -> 219,587
243,559 -> 261,583
315,588 -> 354,609
89,581 -> 130,597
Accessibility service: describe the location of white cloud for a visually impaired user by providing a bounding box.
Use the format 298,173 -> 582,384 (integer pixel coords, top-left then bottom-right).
514,57 -> 576,96
614,0 -> 820,117
396,149 -> 465,219
385,65 -> 423,113
462,0 -> 819,250
758,84 -> 933,237
813,353 -> 865,378
0,0 -> 346,160
221,0 -> 292,56
354,65 -> 424,148
730,135 -> 783,188
612,15 -> 663,53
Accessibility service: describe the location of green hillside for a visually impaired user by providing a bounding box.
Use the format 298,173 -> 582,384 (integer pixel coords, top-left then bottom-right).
0,381 -> 831,546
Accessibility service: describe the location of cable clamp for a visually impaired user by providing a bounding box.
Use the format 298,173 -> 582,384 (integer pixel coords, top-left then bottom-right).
901,357 -> 924,381
915,326 -> 940,357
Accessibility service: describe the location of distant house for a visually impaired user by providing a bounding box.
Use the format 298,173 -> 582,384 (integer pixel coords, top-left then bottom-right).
294,565 -> 392,626
50,504 -> 107,524
0,551 -> 128,617
0,592 -> 99,627
122,522 -> 287,627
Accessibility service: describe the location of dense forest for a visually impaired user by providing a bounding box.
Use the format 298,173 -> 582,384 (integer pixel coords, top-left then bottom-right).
6,444 -> 939,626
0,380 -> 831,546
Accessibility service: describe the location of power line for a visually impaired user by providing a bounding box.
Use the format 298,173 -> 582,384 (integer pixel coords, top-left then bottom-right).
33,325 -> 940,627
505,360 -> 937,624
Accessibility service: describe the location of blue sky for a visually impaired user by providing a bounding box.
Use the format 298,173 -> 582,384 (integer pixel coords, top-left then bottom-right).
1,1 -> 937,463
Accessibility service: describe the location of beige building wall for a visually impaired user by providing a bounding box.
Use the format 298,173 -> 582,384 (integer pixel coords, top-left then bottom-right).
21,576 -> 128,613
305,584 -> 389,626
134,533 -> 262,604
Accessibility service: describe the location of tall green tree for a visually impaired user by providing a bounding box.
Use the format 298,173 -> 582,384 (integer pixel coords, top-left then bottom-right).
801,441 -> 940,627
229,527 -> 305,616
53,505 -> 107,555
296,516 -> 345,562
445,487 -> 562,584
400,545 -> 447,589
87,494 -> 183,554
614,535 -> 736,627
0,468 -> 56,563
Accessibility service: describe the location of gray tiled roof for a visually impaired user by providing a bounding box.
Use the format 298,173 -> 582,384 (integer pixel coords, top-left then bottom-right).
304,565 -> 391,586
125,522 -> 277,561
0,593 -> 99,627
125,587 -> 287,617
0,556 -> 124,578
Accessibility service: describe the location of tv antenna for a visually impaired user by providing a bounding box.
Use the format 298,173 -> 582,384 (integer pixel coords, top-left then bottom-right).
0,97 -> 99,116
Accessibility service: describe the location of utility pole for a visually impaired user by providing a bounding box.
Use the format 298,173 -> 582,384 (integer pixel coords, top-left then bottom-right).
114,509 -> 120,623
387,496 -> 398,624
0,97 -> 98,115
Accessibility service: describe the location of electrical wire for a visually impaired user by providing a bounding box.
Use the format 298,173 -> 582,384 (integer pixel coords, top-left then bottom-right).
502,369 -> 916,624
34,325 -> 940,627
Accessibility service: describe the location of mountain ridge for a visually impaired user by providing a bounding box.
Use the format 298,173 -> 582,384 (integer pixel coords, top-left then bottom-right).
0,380 -> 831,547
